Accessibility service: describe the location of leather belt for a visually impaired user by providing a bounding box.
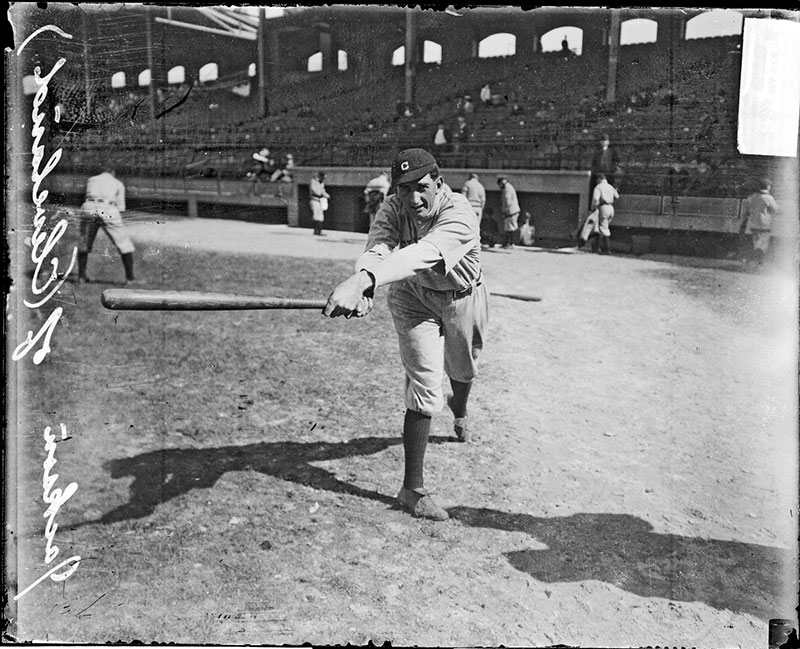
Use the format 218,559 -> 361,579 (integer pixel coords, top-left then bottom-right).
452,276 -> 482,300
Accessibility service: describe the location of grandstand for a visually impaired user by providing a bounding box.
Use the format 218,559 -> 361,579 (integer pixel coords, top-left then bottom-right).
11,4 -> 799,254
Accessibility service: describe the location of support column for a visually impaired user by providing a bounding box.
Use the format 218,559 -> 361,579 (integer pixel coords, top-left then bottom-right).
257,8 -> 268,116
144,8 -> 156,120
81,12 -> 92,119
319,29 -> 333,72
606,9 -> 621,103
404,8 -> 417,109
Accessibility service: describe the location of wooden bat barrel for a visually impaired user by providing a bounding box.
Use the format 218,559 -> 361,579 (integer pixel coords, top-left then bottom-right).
101,289 -> 327,311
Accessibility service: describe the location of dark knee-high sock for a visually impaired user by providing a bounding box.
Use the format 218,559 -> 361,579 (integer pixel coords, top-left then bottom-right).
78,252 -> 89,278
449,379 -> 472,418
403,409 -> 432,491
121,252 -> 134,281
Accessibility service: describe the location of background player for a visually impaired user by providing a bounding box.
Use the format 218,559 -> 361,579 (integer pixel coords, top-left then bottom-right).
323,148 -> 489,521
76,165 -> 140,285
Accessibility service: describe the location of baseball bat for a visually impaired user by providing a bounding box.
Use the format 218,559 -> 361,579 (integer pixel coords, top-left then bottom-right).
101,289 -> 327,311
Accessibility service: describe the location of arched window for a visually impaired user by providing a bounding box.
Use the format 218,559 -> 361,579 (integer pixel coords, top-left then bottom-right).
685,9 -> 743,40
540,27 -> 583,55
338,50 -> 348,71
167,65 -> 185,84
111,71 -> 126,88
620,18 -> 658,45
423,40 -> 442,64
22,74 -> 37,95
307,51 -> 322,72
138,69 -> 151,86
392,45 -> 405,66
478,33 -> 516,58
198,62 -> 218,83
248,62 -> 256,77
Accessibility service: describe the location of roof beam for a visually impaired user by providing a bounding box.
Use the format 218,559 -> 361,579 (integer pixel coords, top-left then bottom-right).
153,16 -> 256,40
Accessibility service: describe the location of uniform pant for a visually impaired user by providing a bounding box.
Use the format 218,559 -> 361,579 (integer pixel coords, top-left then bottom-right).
78,201 -> 135,254
388,279 -> 489,416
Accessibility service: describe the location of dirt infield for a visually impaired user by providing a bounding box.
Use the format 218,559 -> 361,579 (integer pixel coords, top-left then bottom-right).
9,215 -> 798,647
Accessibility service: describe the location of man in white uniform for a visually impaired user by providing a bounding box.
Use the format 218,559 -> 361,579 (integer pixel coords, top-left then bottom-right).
323,148 -> 489,521
77,166 -> 140,285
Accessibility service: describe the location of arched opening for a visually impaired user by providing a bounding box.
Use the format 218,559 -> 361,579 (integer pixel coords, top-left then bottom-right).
138,69 -> 151,86
248,62 -> 256,77
111,71 -> 126,88
423,40 -> 442,64
620,18 -> 658,45
22,74 -> 37,95
540,27 -> 583,55
478,33 -> 516,58
337,50 -> 348,71
392,45 -> 405,66
198,62 -> 219,83
167,65 -> 185,84
685,10 -> 743,40
307,51 -> 322,72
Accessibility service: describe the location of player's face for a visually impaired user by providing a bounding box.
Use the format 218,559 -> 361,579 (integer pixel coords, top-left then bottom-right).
396,174 -> 440,218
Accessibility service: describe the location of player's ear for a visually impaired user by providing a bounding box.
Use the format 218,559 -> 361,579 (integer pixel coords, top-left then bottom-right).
435,177 -> 443,189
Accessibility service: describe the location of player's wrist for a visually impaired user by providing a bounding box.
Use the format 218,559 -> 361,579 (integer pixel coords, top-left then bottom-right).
359,269 -> 376,293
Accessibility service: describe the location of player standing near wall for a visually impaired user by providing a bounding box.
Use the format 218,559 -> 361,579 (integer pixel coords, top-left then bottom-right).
76,166 -> 141,285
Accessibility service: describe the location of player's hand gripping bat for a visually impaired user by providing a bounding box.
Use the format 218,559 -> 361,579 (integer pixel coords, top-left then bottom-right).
101,289 -> 327,311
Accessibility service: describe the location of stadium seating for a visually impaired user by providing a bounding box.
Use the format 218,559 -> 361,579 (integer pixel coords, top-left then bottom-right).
54,35 -> 791,199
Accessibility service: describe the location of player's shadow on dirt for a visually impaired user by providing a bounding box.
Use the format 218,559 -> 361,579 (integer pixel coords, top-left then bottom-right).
83,436 -> 448,526
449,506 -> 790,621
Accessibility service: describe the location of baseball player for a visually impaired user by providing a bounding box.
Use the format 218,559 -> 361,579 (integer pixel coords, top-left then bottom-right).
461,173 -> 486,221
497,176 -> 520,248
739,177 -> 779,266
76,166 -> 140,285
310,171 -> 331,236
323,148 -> 489,521
589,173 -> 619,254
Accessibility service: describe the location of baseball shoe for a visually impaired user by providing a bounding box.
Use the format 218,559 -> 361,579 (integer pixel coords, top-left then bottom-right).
76,275 -> 92,285
396,487 -> 449,521
446,395 -> 472,443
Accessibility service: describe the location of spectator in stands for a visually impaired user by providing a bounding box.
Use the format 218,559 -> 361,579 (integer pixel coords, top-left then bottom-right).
590,134 -> 622,193
739,177 -> 779,266
310,171 -> 331,236
363,171 -> 391,226
461,173 -> 486,222
497,176 -> 520,249
248,147 -> 275,195
270,153 -> 295,182
433,123 -> 449,152
561,35 -> 572,57
480,83 -> 492,107
452,115 -> 470,154
462,95 -> 475,114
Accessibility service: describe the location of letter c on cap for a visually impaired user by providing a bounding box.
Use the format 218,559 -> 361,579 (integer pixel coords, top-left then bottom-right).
401,161 -> 410,171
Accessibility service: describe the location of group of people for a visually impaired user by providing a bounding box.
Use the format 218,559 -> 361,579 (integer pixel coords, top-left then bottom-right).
247,147 -> 295,194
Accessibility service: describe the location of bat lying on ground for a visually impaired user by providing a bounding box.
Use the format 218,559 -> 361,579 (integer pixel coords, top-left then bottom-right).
490,292 -> 542,302
101,289 -> 327,311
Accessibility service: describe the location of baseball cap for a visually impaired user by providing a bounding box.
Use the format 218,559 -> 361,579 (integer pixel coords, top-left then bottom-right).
391,148 -> 438,186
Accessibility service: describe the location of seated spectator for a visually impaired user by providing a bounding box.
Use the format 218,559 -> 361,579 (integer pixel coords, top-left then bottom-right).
462,95 -> 475,114
433,123 -> 450,151
480,83 -> 492,106
247,147 -> 275,194
452,115 -> 469,153
270,153 -> 294,182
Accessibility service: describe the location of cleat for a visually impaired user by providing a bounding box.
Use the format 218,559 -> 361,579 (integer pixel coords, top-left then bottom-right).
397,487 -> 449,521
447,395 -> 472,442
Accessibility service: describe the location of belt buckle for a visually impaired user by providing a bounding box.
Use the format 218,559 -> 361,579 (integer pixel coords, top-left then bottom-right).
453,285 -> 472,299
